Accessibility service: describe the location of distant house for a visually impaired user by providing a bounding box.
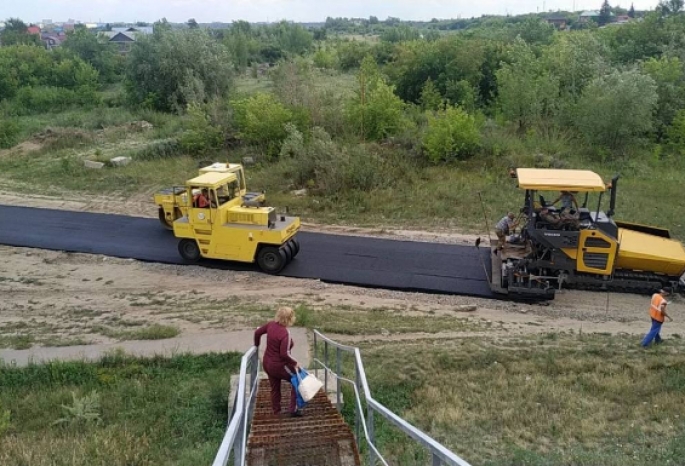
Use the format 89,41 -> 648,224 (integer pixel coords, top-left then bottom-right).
41,32 -> 65,50
616,14 -> 631,23
106,31 -> 136,54
579,10 -> 601,22
27,26 -> 41,35
105,27 -> 152,54
546,15 -> 568,29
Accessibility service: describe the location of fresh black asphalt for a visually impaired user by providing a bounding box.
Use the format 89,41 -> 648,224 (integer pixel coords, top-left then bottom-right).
0,205 -> 494,298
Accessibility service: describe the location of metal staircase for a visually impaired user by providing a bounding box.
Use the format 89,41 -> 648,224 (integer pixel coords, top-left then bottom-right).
212,330 -> 472,466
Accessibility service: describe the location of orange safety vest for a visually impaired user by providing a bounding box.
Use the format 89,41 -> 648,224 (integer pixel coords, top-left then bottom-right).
649,293 -> 666,322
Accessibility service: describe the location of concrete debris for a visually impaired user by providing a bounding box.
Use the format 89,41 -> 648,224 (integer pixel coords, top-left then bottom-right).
454,305 -> 478,312
242,156 -> 255,166
291,188 -> 308,197
83,160 -> 105,169
110,156 -> 132,167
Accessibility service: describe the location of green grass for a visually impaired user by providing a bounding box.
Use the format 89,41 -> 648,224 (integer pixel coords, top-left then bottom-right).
292,304 -> 485,335
349,334 -> 685,466
0,335 -> 34,350
0,351 -> 240,466
94,324 -> 181,341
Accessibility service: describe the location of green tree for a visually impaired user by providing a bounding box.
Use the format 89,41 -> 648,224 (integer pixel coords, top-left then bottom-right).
0,45 -> 99,101
496,38 -> 560,133
659,0 -> 684,15
543,32 -> 608,98
387,35 -> 486,104
232,92 -> 293,155
628,3 -> 636,17
1,18 -> 41,46
347,56 -> 407,141
514,17 -> 555,45
599,0 -> 613,26
641,56 -> 685,138
420,78 -> 443,111
187,18 -> 199,29
574,68 -> 658,152
423,106 -> 481,162
274,21 -> 313,55
61,28 -> 122,83
125,27 -> 233,111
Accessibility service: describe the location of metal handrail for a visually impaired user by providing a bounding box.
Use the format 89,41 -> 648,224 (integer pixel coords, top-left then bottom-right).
212,346 -> 259,466
313,330 -> 472,466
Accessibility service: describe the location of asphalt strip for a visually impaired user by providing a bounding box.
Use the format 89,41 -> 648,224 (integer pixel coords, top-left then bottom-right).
0,205 -> 494,298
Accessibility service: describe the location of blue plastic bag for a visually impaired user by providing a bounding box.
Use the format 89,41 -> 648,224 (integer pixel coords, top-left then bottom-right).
290,369 -> 308,409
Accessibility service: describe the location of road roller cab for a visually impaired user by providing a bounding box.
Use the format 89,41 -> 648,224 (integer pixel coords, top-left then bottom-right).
172,171 -> 300,274
154,162 -> 266,230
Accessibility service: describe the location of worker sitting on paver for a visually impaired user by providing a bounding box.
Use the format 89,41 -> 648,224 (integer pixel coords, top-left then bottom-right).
552,191 -> 578,212
494,212 -> 518,250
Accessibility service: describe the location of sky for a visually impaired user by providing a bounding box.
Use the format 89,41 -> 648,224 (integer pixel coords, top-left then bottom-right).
2,0 -> 660,24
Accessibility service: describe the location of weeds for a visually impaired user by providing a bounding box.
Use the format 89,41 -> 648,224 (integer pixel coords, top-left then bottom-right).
53,390 -> 101,427
95,324 -> 181,341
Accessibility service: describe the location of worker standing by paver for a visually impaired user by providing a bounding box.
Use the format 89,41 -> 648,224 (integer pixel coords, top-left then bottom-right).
494,212 -> 518,250
641,287 -> 672,347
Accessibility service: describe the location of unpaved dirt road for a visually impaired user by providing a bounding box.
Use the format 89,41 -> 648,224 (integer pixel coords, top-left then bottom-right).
1,193 -> 682,358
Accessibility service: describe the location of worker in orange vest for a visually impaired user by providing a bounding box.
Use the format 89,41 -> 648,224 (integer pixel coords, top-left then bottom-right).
641,287 -> 672,347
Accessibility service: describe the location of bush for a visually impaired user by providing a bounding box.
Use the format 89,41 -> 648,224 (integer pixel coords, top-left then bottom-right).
0,118 -> 21,149
232,92 -> 293,156
422,106 -> 481,162
179,103 -> 224,156
313,48 -> 337,69
12,86 -> 101,114
279,126 -> 391,196
0,45 -> 99,104
347,58 -> 408,141
134,139 -> 182,161
666,109 -> 685,153
574,69 -> 658,153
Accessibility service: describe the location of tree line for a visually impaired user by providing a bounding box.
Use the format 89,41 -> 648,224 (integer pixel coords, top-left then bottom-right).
3,4 -> 685,162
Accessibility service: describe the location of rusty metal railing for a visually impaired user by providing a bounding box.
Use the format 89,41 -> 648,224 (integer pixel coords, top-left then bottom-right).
212,346 -> 260,466
313,330 -> 472,466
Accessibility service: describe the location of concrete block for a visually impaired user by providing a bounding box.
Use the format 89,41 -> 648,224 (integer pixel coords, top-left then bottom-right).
84,160 -> 105,169
242,156 -> 255,166
110,156 -> 132,167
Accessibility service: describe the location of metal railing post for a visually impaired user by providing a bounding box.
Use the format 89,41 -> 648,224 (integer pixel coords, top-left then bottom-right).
313,331 -> 318,378
367,409 -> 375,465
336,347 -> 342,412
233,414 -> 243,466
433,452 -> 441,466
355,362 -> 361,443
324,340 -> 329,393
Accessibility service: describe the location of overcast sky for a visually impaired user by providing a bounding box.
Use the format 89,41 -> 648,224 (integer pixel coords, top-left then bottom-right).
3,0 -> 659,24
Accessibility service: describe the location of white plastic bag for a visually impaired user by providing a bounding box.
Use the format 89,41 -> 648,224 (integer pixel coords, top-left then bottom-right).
297,371 -> 323,402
